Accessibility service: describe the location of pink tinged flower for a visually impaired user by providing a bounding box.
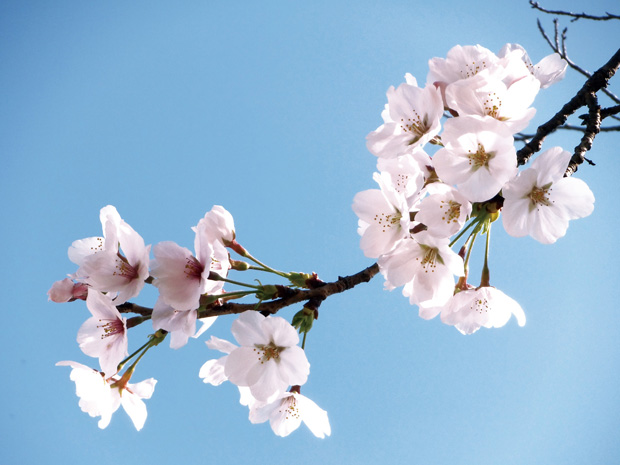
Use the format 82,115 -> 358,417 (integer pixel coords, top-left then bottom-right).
444,69 -> 539,133
427,44 -> 500,87
56,361 -> 116,429
440,287 -> 526,335
200,205 -> 236,245
77,290 -> 128,378
498,43 -> 567,89
56,361 -> 157,431
199,335 -> 239,386
72,206 -> 151,304
433,116 -> 518,202
152,219 -> 230,311
48,278 -> 89,302
224,311 -> 310,402
416,186 -> 472,238
352,172 -> 412,259
426,44 -> 502,105
502,147 -> 595,244
376,149 -> 429,201
68,205 -> 124,267
366,82 -> 443,159
152,297 -> 217,349
378,233 -> 464,308
249,391 -> 331,438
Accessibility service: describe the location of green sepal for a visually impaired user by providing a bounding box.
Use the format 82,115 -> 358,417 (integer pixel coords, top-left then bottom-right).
291,307 -> 314,334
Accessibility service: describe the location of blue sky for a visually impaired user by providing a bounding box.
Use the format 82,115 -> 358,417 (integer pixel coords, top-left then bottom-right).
1,1 -> 619,464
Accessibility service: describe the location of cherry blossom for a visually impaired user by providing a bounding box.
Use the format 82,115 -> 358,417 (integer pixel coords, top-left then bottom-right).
378,232 -> 464,307
77,290 -> 128,378
68,205 -> 122,267
366,81 -> 443,159
109,376 -> 157,431
224,311 -> 310,402
57,361 -> 157,431
498,43 -> 567,89
502,146 -> 595,244
47,278 -> 88,303
70,205 -> 151,304
444,68 -> 539,133
439,286 -> 526,335
432,115 -> 517,202
352,172 -> 412,258
199,335 -> 238,386
248,390 -> 331,438
199,205 -> 236,245
152,297 -> 217,349
376,149 -> 429,202
415,186 -> 472,238
151,216 -> 230,311
56,361 -> 116,429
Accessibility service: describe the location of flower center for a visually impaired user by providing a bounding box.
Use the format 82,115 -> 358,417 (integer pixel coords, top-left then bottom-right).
471,297 -> 490,314
417,246 -> 442,273
98,318 -> 125,339
467,143 -> 493,171
528,185 -> 553,210
279,396 -> 301,421
400,111 -> 429,144
459,60 -> 488,79
439,200 -> 461,225
482,91 -> 503,119
184,256 -> 205,280
373,211 -> 402,233
112,254 -> 139,281
254,341 -> 285,364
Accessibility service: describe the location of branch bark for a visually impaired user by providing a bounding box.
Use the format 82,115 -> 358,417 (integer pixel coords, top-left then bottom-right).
516,48 -> 620,168
530,1 -> 620,21
118,263 -> 381,322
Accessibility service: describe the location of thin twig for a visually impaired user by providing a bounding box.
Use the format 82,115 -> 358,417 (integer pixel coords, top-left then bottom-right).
117,263 -> 381,320
530,1 -> 620,21
536,19 -> 620,104
516,48 -> 620,166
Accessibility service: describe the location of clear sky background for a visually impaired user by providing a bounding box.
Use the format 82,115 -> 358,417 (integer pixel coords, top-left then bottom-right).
1,1 -> 619,464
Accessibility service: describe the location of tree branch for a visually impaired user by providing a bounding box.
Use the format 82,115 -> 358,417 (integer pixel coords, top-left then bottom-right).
536,19 -> 620,104
516,48 -> 620,167
530,1 -> 620,21
566,92 -> 600,175
117,263 -> 381,321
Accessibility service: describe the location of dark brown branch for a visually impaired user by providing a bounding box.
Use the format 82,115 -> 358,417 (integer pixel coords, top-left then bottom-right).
117,263 -> 381,320
530,1 -> 620,21
198,263 -> 380,318
116,302 -> 153,316
516,48 -> 620,166
515,123 -> 620,141
567,92 -> 600,176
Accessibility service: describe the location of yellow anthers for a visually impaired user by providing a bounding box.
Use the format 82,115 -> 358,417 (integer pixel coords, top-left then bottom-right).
467,143 -> 493,170
418,246 -> 439,273
460,60 -> 487,79
373,212 -> 402,233
483,92 -> 502,119
399,112 -> 429,144
254,341 -> 286,364
528,185 -> 553,210
439,200 -> 461,224
183,256 -> 204,279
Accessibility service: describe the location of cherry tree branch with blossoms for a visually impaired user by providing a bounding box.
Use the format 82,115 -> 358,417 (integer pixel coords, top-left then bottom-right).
50,10 -> 617,436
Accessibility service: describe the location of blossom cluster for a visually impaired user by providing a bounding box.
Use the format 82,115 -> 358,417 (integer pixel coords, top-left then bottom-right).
354,44 -> 594,334
51,205 -> 329,437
